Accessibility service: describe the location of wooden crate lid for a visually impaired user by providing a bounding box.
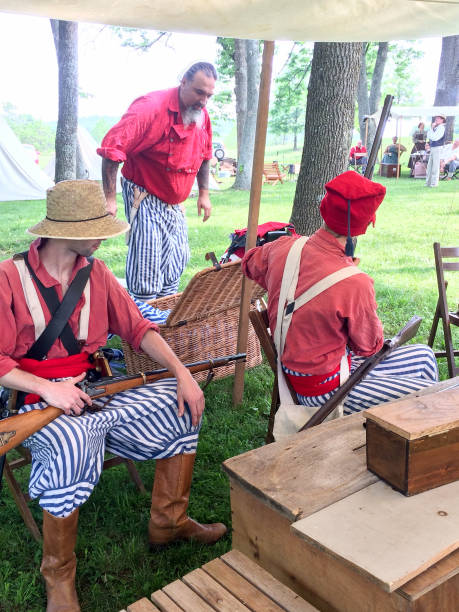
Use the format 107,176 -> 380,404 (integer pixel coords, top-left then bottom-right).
222,413 -> 377,522
292,479 -> 459,593
155,260 -> 265,327
365,387 -> 459,440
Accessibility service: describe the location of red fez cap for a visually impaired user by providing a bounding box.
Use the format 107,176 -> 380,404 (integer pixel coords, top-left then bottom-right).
320,171 -> 386,236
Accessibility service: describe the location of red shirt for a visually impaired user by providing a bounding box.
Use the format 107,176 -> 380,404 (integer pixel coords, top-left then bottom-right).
0,239 -> 158,377
97,87 -> 213,204
349,145 -> 367,159
242,229 -> 384,374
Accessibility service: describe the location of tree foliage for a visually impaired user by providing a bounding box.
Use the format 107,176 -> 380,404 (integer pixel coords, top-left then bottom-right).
270,43 -> 312,150
112,27 -> 171,51
2,102 -> 55,153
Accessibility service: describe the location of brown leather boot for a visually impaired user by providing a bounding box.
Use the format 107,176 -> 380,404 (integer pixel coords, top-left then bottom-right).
148,453 -> 227,547
40,509 -> 80,612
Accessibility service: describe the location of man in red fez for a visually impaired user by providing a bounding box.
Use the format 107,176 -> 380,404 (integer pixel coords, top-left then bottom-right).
242,171 -> 438,437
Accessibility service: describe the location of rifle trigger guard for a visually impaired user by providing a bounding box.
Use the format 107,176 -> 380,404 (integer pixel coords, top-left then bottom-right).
202,359 -> 215,389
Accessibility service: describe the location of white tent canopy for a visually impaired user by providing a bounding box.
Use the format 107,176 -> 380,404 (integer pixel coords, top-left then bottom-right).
389,106 -> 459,119
0,115 -> 53,201
1,1 -> 459,41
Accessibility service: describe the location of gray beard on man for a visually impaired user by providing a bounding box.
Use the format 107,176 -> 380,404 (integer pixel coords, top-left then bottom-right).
182,107 -> 204,127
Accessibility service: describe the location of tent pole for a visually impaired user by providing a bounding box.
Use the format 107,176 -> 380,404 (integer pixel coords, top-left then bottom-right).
232,39 -> 275,407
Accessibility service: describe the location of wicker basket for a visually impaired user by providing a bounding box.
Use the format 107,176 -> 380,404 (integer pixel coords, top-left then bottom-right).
121,260 -> 265,383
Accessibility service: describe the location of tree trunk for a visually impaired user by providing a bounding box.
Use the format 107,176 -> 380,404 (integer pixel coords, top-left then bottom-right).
357,44 -> 370,142
234,39 -> 247,160
434,35 -> 459,142
232,40 -> 260,190
369,42 -> 388,114
51,20 -> 79,182
291,42 -> 362,235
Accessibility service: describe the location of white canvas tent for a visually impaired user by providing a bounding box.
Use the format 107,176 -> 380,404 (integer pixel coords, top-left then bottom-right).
45,126 -> 121,192
1,1 -> 459,40
0,114 -> 53,201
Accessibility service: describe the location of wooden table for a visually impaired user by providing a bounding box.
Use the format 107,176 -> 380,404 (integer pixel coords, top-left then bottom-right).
222,379 -> 459,611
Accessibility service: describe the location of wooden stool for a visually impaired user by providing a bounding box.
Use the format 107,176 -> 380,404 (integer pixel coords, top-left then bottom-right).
121,549 -> 316,611
3,447 -> 145,542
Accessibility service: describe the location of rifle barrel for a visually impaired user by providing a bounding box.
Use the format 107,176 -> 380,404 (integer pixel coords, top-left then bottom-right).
0,352 -> 247,456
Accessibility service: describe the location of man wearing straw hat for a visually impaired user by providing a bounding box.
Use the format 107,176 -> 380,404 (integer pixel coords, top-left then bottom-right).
98,62 -> 217,302
242,171 -> 438,437
425,114 -> 446,187
0,180 -> 226,611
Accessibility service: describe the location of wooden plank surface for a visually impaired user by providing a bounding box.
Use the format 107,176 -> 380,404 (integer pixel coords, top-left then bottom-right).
126,598 -> 160,612
202,558 -> 285,612
398,548 -> 459,601
365,388 -> 459,440
162,579 -> 214,612
292,479 -> 459,592
221,549 -> 318,611
222,413 -> 377,522
182,567 -> 249,611
150,590 -> 184,611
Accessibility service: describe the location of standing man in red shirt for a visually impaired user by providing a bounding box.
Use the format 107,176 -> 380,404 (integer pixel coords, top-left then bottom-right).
97,62 -> 217,301
242,171 -> 438,436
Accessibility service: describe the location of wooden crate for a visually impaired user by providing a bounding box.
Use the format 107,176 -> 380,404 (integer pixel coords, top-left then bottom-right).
365,385 -> 459,496
222,385 -> 459,611
380,163 -> 400,177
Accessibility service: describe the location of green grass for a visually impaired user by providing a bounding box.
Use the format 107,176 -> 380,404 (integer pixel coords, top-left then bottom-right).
0,174 -> 458,611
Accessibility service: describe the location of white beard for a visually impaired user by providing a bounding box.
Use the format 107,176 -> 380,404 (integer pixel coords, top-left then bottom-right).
182,107 -> 204,128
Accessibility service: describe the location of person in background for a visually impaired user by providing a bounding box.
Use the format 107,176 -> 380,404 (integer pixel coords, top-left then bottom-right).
441,139 -> 459,180
98,62 -> 217,302
408,122 -> 427,176
349,140 -> 367,172
425,114 -> 446,187
382,136 -> 406,164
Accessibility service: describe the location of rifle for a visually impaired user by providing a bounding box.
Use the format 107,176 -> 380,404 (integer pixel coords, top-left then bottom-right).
0,353 -> 246,457
299,316 -> 422,431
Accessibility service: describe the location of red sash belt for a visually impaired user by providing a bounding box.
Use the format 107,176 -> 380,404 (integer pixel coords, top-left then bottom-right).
285,355 -> 351,397
18,352 -> 92,404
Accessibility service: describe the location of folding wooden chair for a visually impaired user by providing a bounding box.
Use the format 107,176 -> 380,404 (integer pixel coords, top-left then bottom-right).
248,308 -> 299,443
428,242 -> 459,379
2,448 -> 145,542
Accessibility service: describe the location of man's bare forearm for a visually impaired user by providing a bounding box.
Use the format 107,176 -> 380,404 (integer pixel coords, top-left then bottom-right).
197,159 -> 210,191
101,158 -> 120,200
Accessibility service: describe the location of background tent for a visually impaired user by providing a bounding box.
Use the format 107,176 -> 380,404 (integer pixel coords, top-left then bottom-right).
1,1 -> 459,40
0,114 -> 53,201
45,126 -> 122,192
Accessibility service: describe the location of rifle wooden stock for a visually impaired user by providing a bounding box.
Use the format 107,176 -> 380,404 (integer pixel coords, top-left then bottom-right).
0,353 -> 246,456
299,316 -> 422,431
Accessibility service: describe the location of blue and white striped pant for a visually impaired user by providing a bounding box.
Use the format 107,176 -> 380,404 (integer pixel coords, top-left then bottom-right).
20,379 -> 200,517
122,178 -> 190,301
287,344 -> 438,416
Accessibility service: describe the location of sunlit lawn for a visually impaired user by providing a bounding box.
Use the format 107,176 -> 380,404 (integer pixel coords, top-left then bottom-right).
0,172 -> 457,611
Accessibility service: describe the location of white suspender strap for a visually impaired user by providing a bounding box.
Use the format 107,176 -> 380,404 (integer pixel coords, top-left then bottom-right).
14,259 -> 46,341
13,259 -> 91,343
274,238 -> 363,404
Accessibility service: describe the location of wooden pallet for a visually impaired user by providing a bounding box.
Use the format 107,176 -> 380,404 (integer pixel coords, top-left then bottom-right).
121,549 -> 317,611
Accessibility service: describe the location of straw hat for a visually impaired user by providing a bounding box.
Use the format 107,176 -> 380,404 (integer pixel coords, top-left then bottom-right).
27,180 -> 129,240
